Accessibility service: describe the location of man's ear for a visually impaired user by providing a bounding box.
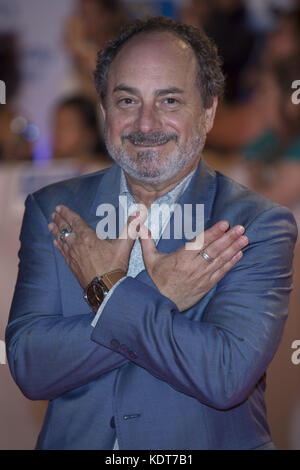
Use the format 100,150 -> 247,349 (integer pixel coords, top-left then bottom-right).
203,97 -> 218,133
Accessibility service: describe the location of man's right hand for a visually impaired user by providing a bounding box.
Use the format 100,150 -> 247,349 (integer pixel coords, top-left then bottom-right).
48,205 -> 143,289
139,221 -> 249,312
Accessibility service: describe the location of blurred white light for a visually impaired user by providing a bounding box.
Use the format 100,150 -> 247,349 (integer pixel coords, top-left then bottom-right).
10,116 -> 28,134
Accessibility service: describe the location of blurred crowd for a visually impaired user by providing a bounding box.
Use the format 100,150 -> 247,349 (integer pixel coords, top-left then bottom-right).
180,0 -> 300,212
1,0 -> 300,451
0,0 -> 299,212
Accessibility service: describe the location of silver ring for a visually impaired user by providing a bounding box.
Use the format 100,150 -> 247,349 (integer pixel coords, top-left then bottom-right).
199,248 -> 213,263
59,227 -> 73,242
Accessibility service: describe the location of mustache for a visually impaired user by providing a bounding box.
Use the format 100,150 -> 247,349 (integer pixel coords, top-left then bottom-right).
121,131 -> 178,147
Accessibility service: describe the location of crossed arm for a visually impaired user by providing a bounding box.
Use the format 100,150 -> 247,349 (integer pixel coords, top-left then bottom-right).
6,193 -> 297,408
91,207 -> 297,408
6,195 -> 129,400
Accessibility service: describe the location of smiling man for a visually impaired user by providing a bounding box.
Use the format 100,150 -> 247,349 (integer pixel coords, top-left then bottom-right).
103,33 -> 211,189
6,17 -> 297,450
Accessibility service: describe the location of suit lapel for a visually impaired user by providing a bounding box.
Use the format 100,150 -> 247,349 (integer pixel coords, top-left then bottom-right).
90,164 -> 121,216
86,164 -> 122,233
157,157 -> 217,253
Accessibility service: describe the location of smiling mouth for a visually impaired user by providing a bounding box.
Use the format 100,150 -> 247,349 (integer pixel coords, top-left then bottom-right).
122,131 -> 178,148
129,139 -> 169,147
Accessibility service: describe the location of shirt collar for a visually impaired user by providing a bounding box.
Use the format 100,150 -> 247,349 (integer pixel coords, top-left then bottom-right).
119,167 -> 196,206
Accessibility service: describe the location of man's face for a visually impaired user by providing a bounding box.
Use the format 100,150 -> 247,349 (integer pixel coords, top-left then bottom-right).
101,32 -> 217,185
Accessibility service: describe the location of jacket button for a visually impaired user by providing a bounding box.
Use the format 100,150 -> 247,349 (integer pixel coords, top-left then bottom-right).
128,351 -> 137,359
110,416 -> 115,428
120,344 -> 128,353
110,339 -> 120,350
123,413 -> 141,420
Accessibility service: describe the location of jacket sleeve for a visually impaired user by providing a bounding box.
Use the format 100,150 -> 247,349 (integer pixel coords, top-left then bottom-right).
91,205 -> 298,410
5,194 -> 128,401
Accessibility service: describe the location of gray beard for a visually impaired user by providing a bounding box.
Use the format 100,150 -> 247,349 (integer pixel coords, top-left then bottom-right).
104,130 -> 206,185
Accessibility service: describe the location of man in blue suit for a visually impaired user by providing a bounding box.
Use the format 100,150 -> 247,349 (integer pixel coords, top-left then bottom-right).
6,17 -> 297,450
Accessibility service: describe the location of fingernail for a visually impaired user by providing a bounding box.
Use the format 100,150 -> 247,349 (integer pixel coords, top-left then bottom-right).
239,235 -> 249,245
56,206 -> 61,213
236,225 -> 245,235
220,221 -> 229,231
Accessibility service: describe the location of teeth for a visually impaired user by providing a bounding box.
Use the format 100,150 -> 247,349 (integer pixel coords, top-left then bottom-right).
132,140 -> 168,146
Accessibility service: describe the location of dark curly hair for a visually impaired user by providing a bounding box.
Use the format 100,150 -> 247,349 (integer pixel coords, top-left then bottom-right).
94,16 -> 225,109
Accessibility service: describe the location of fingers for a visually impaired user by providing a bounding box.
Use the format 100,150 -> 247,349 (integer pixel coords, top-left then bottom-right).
139,224 -> 155,249
195,225 -> 249,285
209,249 -> 244,285
119,205 -> 148,241
48,205 -> 80,251
203,225 -> 248,263
139,225 -> 159,269
185,220 -> 230,252
49,213 -> 71,235
55,205 -> 82,230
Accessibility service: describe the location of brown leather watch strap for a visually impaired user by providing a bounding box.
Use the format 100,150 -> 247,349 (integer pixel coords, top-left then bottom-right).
101,269 -> 126,290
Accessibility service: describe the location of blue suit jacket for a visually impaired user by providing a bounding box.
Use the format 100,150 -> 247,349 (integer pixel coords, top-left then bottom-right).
6,158 -> 298,449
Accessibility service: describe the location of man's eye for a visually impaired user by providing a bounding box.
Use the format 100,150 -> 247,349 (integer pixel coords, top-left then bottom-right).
163,97 -> 179,105
118,98 -> 134,106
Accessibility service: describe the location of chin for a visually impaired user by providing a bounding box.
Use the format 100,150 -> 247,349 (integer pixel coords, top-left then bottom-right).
106,139 -> 200,185
124,166 -> 167,184
126,160 -> 187,185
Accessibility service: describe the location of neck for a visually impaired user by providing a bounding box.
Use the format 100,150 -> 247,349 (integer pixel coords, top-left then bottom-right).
124,158 -> 200,208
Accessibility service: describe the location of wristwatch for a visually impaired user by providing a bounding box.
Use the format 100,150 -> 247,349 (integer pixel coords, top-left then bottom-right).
83,269 -> 126,313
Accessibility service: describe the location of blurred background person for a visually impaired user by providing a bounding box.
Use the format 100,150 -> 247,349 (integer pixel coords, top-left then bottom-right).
64,0 -> 128,100
202,0 -> 258,103
0,93 -> 112,234
0,33 -> 33,163
204,51 -> 300,210
242,55 -> 300,209
181,0 -> 259,103
201,6 -> 300,212
260,8 -> 300,67
205,5 -> 300,153
0,0 -> 299,450
51,94 -> 112,172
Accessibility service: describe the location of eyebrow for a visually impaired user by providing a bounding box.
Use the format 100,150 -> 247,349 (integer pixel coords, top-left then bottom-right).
113,84 -> 184,96
156,87 -> 184,96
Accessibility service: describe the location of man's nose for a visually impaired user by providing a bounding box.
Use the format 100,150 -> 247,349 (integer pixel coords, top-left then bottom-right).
135,104 -> 162,133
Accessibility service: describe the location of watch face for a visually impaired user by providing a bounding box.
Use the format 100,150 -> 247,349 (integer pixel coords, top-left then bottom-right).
86,281 -> 105,311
